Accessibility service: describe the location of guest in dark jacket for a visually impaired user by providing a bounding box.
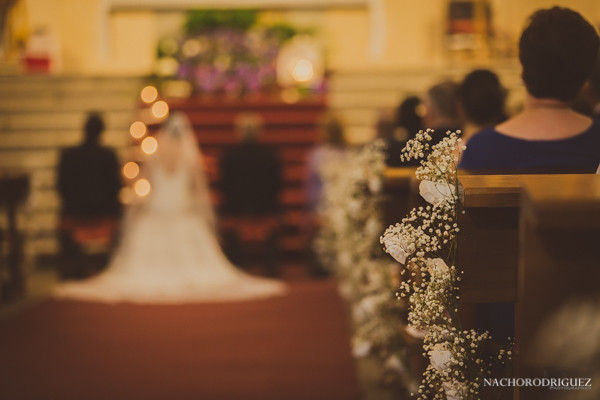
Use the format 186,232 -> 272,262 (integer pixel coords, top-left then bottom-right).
57,112 -> 121,278
219,113 -> 283,216
219,113 -> 283,276
58,113 -> 121,218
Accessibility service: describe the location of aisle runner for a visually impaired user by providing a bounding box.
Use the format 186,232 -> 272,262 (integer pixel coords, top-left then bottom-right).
0,280 -> 360,400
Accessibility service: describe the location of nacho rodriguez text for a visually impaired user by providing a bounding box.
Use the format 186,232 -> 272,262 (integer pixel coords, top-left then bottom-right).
484,378 -> 592,390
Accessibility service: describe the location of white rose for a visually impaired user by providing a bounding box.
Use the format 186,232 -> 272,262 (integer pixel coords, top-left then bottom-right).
428,343 -> 454,372
419,180 -> 456,205
368,176 -> 382,193
426,258 -> 450,279
352,338 -> 372,358
352,296 -> 375,323
442,381 -> 467,400
384,355 -> 405,372
404,325 -> 428,339
337,252 -> 353,268
382,234 -> 410,264
365,217 -> 382,237
331,209 -> 347,229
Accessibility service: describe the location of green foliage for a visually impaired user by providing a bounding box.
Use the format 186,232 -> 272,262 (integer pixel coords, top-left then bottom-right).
266,23 -> 298,42
184,9 -> 258,34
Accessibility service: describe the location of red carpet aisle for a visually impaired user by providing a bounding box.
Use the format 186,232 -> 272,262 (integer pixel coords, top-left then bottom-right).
0,280 -> 361,400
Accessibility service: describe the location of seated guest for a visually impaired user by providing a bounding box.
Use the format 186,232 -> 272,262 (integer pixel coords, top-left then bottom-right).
423,80 -> 461,144
305,115 -> 348,277
306,114 -> 349,213
219,113 -> 283,276
457,6 -> 600,340
459,7 -> 600,174
457,69 -> 507,146
57,112 -> 121,279
375,108 -> 403,167
380,96 -> 425,167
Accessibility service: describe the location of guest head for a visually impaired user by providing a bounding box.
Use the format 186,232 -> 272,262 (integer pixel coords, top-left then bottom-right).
519,7 -> 600,102
395,96 -> 425,140
458,69 -> 507,130
83,112 -> 105,144
375,108 -> 396,141
318,114 -> 346,146
234,112 -> 264,143
424,80 -> 460,130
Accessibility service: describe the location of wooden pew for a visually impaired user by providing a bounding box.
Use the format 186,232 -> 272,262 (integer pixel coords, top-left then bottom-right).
517,175 -> 600,386
382,167 -> 418,227
458,174 -> 600,399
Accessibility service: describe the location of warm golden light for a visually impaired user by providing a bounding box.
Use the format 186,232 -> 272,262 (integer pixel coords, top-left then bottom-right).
151,101 -> 169,119
129,121 -> 147,139
141,136 -> 158,155
134,179 -> 151,197
122,162 -> 140,179
140,86 -> 158,103
292,59 -> 314,83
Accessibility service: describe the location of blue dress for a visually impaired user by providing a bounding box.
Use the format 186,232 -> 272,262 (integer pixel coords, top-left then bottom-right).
458,118 -> 600,339
459,119 -> 600,173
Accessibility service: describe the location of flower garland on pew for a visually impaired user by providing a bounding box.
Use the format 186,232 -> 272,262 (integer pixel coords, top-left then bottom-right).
380,130 -> 512,400
314,140 -> 418,392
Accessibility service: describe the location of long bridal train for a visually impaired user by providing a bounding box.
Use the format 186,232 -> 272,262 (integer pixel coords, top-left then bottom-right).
53,113 -> 286,304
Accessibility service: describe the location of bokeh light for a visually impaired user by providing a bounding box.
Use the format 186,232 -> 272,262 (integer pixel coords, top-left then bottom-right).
140,86 -> 158,103
292,59 -> 314,83
122,162 -> 140,179
129,121 -> 147,139
141,136 -> 158,155
134,179 -> 151,197
151,101 -> 169,119
281,87 -> 300,104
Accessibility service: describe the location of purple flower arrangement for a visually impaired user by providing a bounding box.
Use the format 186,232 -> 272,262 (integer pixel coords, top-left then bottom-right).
156,10 -> 300,96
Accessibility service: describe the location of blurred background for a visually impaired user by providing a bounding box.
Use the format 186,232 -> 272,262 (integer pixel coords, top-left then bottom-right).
0,0 -> 599,296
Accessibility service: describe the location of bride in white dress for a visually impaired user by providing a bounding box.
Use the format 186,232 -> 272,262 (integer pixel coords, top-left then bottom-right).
53,112 -> 287,304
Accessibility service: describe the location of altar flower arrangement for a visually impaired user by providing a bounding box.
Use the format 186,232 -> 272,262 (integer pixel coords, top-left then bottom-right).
154,9 -> 319,97
314,140 -> 418,392
381,129 -> 512,399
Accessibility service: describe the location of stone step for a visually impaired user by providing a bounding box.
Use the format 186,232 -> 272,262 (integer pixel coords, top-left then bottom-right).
0,93 -> 140,112
0,129 -> 131,149
0,76 -> 145,94
0,109 -> 137,131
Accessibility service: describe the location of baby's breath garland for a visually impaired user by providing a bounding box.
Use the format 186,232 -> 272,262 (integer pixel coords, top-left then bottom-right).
381,130 -> 512,400
314,140 -> 418,392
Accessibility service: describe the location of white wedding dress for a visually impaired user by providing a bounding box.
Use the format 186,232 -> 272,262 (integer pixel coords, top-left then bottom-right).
53,113 -> 286,304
